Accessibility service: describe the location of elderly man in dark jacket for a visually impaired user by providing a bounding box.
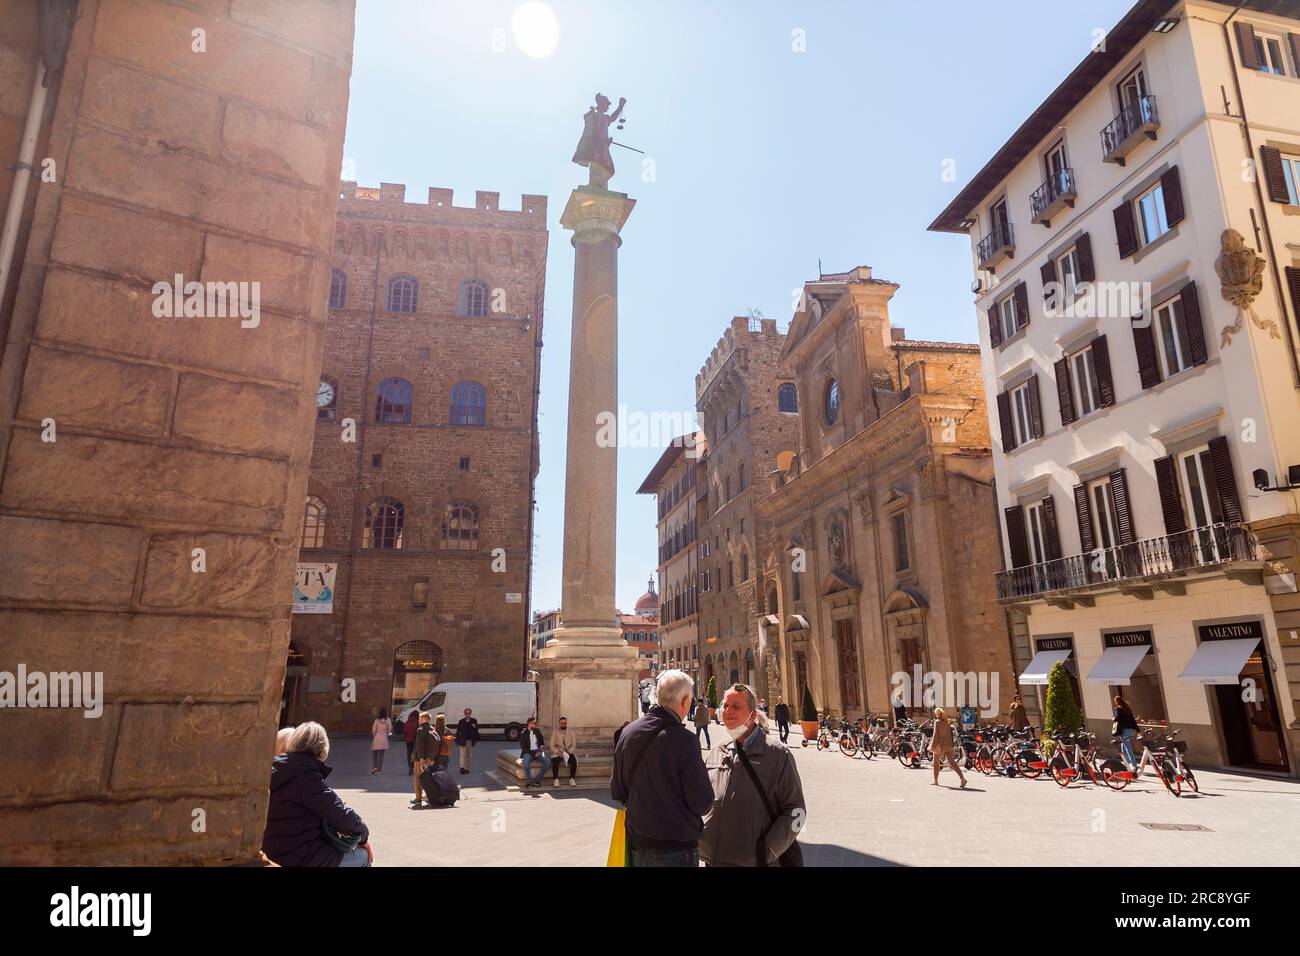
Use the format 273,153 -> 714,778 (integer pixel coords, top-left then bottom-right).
263,722 -> 371,867
611,668 -> 713,867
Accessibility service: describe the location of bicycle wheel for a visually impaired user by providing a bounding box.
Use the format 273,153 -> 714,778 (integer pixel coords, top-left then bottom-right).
1100,758 -> 1130,791
816,733 -> 831,752
1157,758 -> 1181,797
859,736 -> 873,760
1049,754 -> 1073,788
839,734 -> 857,757
1181,766 -> 1199,794
897,740 -> 920,767
976,746 -> 993,775
1015,751 -> 1046,780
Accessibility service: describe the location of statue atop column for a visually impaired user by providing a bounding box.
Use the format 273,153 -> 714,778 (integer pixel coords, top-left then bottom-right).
571,93 -> 626,189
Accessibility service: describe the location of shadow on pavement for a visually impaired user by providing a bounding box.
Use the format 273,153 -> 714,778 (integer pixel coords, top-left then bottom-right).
801,842 -> 903,866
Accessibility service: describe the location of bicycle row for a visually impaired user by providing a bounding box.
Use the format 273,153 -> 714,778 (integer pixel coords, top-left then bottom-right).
802,714 -> 1199,796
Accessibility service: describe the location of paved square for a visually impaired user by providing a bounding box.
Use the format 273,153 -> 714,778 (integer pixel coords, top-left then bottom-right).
329,730 -> 1300,867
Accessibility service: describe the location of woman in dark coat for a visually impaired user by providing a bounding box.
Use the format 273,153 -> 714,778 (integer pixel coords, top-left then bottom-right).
263,721 -> 372,867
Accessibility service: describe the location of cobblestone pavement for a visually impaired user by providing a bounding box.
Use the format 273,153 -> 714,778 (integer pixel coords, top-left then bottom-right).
328,729 -> 1299,867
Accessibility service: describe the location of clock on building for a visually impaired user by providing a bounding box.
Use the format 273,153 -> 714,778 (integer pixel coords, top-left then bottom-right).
317,379 -> 335,408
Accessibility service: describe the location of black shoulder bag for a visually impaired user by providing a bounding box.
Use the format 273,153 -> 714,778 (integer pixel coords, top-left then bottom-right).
734,746 -> 803,868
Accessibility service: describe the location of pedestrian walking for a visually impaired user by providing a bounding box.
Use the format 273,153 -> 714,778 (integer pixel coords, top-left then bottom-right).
1113,695 -> 1140,766
263,722 -> 372,867
774,696 -> 791,744
454,707 -> 480,776
700,684 -> 805,867
1009,693 -> 1032,732
550,715 -> 578,787
693,691 -> 712,748
431,713 -> 453,771
403,708 -> 418,773
410,712 -> 435,809
893,692 -> 909,726
611,669 -> 713,867
521,717 -> 548,788
928,707 -> 968,788
370,709 -> 392,774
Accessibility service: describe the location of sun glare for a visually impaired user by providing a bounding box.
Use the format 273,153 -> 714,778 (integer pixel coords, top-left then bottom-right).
511,2 -> 560,59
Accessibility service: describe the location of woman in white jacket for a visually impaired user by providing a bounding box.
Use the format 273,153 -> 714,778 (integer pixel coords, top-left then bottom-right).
370,708 -> 392,774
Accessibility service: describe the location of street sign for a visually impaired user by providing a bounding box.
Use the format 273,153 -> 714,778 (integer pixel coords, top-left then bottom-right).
958,706 -> 976,729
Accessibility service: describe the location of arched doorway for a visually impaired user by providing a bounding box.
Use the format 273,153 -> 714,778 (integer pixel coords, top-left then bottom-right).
391,640 -> 443,716
728,650 -> 739,686
280,642 -> 307,728
745,648 -> 755,687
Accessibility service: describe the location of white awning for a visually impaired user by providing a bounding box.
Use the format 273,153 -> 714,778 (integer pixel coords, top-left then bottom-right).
1178,638 -> 1260,685
1019,649 -> 1071,685
1086,644 -> 1149,685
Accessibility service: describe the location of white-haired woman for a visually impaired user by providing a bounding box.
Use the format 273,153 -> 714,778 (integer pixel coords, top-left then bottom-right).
273,726 -> 295,756
263,721 -> 373,866
928,707 -> 967,789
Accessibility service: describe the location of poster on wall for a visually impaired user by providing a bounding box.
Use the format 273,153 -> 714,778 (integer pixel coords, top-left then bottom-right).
293,563 -> 337,614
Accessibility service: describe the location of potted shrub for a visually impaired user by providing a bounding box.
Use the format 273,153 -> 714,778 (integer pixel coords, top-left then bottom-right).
1041,661 -> 1083,758
798,685 -> 820,741
705,676 -> 718,719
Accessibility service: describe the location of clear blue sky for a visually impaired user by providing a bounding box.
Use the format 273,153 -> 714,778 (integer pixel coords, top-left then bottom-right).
343,0 -> 1135,615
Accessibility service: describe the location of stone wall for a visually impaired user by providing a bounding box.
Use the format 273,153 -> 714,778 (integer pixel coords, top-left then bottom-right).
0,0 -> 355,865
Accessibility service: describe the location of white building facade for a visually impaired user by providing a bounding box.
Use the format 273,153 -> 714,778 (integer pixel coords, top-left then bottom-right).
931,0 -> 1300,775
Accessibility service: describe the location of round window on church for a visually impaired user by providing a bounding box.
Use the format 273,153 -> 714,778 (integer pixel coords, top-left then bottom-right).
823,378 -> 840,426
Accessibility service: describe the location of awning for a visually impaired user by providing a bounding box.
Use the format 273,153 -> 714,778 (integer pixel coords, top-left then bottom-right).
1178,638 -> 1260,685
1086,644 -> 1149,685
1019,649 -> 1071,685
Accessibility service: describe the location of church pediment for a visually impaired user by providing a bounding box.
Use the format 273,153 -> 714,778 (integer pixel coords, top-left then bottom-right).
819,568 -> 861,596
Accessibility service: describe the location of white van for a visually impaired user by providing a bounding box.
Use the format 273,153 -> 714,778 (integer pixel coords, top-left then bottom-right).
395,682 -> 537,741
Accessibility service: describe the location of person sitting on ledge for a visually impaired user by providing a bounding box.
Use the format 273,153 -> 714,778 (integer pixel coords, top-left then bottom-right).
551,716 -> 578,787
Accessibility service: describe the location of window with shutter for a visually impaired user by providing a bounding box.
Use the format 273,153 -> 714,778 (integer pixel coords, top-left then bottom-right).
1132,313 -> 1162,389
1260,146 -> 1292,204
1287,267 -> 1300,324
1067,344 -> 1101,418
1179,281 -> 1207,366
1014,282 -> 1031,332
1235,21 -> 1261,70
1134,181 -> 1170,246
1054,357 -> 1076,426
1207,436 -> 1243,524
1113,200 -> 1138,259
1076,233 -> 1096,283
1092,334 -> 1115,407
1005,507 -> 1030,568
1007,381 -> 1035,447
1073,483 -> 1096,553
1251,30 -> 1291,75
1026,375 -> 1043,440
1154,455 -> 1187,534
1109,467 -> 1135,545
1042,495 -> 1062,560
1086,474 -> 1123,550
1040,260 -> 1058,303
1161,167 -> 1185,227
988,305 -> 1003,348
996,390 -> 1016,453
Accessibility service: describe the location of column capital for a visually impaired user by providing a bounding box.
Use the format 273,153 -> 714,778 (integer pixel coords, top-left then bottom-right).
560,185 -> 636,239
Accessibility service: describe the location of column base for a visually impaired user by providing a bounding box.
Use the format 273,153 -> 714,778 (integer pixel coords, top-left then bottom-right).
533,655 -> 641,749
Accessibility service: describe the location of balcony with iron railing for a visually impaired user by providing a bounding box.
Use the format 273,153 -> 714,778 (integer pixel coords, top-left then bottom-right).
1101,94 -> 1159,165
976,220 -> 1014,273
996,522 -> 1259,603
1030,167 -> 1077,227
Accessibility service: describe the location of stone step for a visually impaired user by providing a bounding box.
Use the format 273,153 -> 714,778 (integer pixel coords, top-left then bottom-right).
494,749 -> 613,789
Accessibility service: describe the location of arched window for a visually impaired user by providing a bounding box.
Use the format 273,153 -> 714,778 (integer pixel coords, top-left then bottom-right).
458,279 -> 489,317
449,381 -> 487,426
301,495 -> 327,549
778,383 -> 798,413
442,499 -> 480,550
329,269 -> 347,309
375,377 -> 412,424
741,548 -> 750,582
738,464 -> 746,492
386,274 -> 417,313
363,497 -> 404,549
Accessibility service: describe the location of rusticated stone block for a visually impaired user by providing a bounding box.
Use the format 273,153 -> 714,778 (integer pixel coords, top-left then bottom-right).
109,702 -> 263,792
0,797 -> 251,866
90,0 -> 314,119
230,0 -> 355,54
0,515 -> 139,605
172,373 -> 300,459
1,431 -> 288,531
221,101 -> 328,187
0,610 -> 278,698
141,533 -> 284,610
200,233 -> 316,318
36,268 -> 312,385
66,125 -> 321,249
48,192 -> 204,284
0,709 -> 114,802
79,56 -> 223,154
17,345 -> 172,438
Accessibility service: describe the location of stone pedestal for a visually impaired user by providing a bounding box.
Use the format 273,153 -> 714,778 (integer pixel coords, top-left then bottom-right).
533,181 -> 639,752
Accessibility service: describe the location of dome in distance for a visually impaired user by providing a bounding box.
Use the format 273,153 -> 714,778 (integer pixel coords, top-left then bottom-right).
634,574 -> 658,614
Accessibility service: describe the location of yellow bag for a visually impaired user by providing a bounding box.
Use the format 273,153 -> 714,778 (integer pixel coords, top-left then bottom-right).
606,808 -> 631,867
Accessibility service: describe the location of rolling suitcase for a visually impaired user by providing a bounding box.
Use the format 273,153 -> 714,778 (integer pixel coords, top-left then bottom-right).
421,767 -> 459,807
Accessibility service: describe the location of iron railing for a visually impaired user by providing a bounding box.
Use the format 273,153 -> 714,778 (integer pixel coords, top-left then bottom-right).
1101,94 -> 1158,158
976,220 -> 1014,267
1031,167 -> 1077,221
996,522 -> 1256,601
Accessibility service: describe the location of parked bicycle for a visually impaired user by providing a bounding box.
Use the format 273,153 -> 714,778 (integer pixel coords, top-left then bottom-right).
1110,728 -> 1198,796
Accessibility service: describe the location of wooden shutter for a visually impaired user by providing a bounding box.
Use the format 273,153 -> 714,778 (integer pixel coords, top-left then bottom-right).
1153,455 -> 1186,535
1014,282 -> 1031,331
1054,357 -> 1076,426
1075,233 -> 1096,283
1132,316 -> 1162,389
1235,21 -> 1260,70
1027,374 -> 1043,439
1042,495 -> 1062,561
988,305 -> 1002,348
996,390 -> 1017,453
1092,334 -> 1116,408
1161,167 -> 1185,227
1260,146 -> 1291,204
1208,436 -> 1243,524
1113,200 -> 1137,259
1179,281 -> 1208,367
1005,506 -> 1030,569
1040,259 -> 1058,301
1290,34 -> 1300,76
1287,267 -> 1300,327
1109,467 -> 1136,545
1073,483 -> 1096,553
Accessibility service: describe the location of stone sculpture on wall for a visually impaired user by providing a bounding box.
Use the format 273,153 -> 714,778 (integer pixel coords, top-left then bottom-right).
1216,228 -> 1278,346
